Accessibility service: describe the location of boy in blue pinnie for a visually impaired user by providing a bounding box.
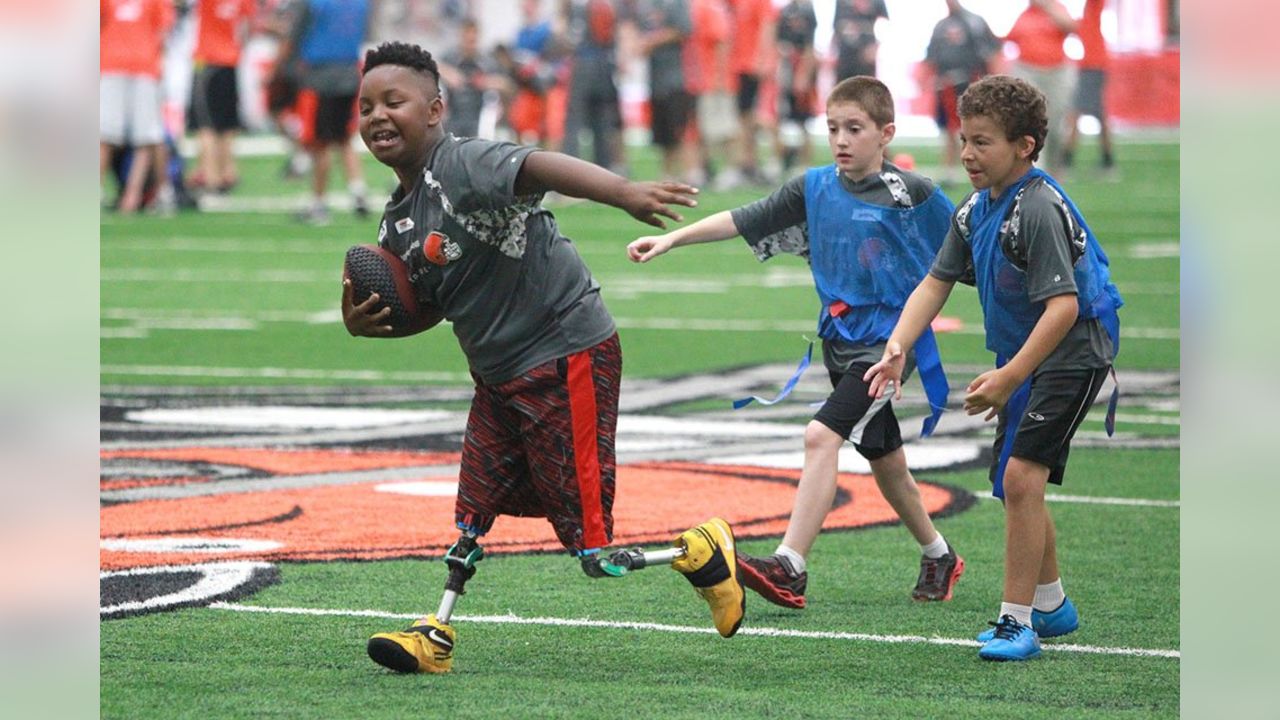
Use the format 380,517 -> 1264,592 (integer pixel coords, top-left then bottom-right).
865,75 -> 1123,661
629,76 -> 964,610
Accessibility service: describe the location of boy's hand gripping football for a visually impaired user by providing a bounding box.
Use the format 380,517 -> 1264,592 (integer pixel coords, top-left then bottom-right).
341,278 -> 393,337
864,341 -> 906,400
619,180 -> 698,230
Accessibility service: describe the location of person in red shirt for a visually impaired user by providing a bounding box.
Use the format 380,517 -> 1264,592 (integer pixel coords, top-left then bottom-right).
1003,0 -> 1077,170
189,0 -> 258,194
720,0 -> 774,189
685,0 -> 736,186
1062,0 -> 1115,177
100,0 -> 176,213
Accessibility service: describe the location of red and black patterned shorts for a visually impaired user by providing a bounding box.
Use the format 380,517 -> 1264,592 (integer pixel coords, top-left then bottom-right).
455,333 -> 621,554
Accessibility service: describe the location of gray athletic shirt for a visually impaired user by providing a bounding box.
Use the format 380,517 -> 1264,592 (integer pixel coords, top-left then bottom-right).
375,135 -> 616,384
929,180 -> 1114,372
729,162 -> 935,374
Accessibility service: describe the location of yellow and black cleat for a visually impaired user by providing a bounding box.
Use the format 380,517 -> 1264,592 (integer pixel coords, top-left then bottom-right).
672,517 -> 745,638
367,613 -> 456,673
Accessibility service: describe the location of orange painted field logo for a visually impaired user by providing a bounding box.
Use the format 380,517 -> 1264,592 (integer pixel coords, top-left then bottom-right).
101,447 -> 970,573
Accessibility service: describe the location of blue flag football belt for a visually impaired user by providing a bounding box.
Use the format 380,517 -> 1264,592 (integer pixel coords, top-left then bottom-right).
734,333 -> 950,440
989,355 -> 1119,500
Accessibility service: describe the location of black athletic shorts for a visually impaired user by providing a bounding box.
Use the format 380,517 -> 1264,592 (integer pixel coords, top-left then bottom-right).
736,73 -> 760,115
991,367 -> 1110,486
298,89 -> 356,145
267,71 -> 300,114
188,64 -> 241,132
1073,68 -> 1107,118
650,90 -> 693,149
812,363 -> 903,461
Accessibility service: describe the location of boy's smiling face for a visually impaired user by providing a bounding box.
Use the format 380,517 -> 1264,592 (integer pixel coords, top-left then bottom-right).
958,114 -> 1035,199
826,100 -> 893,182
358,64 -> 444,181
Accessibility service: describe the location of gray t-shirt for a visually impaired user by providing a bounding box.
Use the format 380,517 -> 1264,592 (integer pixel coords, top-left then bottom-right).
637,0 -> 691,97
925,9 -> 999,85
930,179 -> 1114,371
729,162 -> 937,373
375,136 -> 616,384
440,50 -> 497,138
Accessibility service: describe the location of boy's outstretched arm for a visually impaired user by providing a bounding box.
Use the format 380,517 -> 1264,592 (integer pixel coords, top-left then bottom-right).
963,292 -> 1077,420
627,210 -> 740,263
864,275 -> 956,400
514,151 -> 698,229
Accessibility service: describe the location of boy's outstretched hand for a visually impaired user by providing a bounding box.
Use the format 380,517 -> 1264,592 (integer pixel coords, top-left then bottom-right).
627,234 -> 676,263
963,368 -> 1017,420
863,341 -> 906,400
619,181 -> 698,229
341,278 -> 394,337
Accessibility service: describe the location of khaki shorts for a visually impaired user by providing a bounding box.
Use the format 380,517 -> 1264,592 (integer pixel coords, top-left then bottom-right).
697,91 -> 738,144
100,73 -> 165,146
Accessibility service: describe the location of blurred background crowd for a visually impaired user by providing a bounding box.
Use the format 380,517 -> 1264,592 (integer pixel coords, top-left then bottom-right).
100,0 -> 1179,219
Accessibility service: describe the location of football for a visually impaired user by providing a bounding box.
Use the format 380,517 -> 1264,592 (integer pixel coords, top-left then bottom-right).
342,244 -> 444,337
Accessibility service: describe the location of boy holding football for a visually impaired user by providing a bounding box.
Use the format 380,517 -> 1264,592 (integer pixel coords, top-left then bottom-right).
865,75 -> 1123,661
342,41 -> 744,674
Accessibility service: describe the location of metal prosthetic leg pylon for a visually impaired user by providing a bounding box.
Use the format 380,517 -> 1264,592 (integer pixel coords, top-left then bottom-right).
605,546 -> 686,571
578,545 -> 689,578
435,533 -> 484,624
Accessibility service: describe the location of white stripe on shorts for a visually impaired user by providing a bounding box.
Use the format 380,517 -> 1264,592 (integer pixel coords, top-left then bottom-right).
848,391 -> 893,446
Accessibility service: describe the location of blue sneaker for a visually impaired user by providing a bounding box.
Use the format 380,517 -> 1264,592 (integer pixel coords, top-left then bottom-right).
977,597 -> 1079,642
1033,597 -> 1079,638
978,615 -> 1041,661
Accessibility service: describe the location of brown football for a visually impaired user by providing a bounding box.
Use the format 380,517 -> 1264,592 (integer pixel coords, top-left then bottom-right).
342,244 -> 444,337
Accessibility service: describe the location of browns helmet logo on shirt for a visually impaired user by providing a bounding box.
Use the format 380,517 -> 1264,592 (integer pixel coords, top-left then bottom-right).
423,231 -> 462,265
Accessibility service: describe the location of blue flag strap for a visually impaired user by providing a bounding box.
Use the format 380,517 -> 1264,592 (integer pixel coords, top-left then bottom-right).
733,341 -> 814,409
990,354 -> 1032,500
1104,365 -> 1120,437
912,327 -> 949,438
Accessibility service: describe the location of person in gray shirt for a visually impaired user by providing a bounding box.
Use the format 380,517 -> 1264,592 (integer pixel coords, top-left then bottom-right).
345,41 -> 748,674
636,0 -> 694,179
629,77 -> 965,613
866,75 -> 1123,662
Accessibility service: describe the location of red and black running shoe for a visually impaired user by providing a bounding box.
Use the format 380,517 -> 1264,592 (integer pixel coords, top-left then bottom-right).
911,544 -> 965,601
737,551 -> 807,609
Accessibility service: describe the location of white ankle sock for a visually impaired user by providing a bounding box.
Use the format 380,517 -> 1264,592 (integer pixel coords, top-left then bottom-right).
1033,579 -> 1066,612
999,602 -> 1033,627
920,533 -> 949,559
774,544 -> 807,575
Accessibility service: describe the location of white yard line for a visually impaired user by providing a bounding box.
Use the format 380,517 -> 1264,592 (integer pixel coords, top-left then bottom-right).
976,492 -> 1179,508
1086,412 -> 1181,426
208,601 -> 1179,659
99,364 -> 470,383
102,307 -> 1180,341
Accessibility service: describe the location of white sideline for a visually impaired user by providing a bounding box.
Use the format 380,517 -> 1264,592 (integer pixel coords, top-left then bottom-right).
208,601 -> 1179,659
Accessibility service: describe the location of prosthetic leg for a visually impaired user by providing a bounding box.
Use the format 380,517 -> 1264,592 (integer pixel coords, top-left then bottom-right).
436,533 -> 484,623
597,518 -> 747,638
366,532 -> 484,674
367,517 -> 745,675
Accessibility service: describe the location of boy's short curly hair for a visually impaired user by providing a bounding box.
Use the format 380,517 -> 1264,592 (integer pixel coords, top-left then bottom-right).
958,75 -> 1048,162
826,75 -> 894,128
363,41 -> 441,88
